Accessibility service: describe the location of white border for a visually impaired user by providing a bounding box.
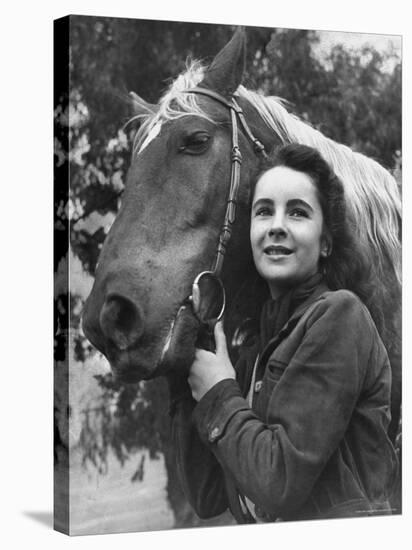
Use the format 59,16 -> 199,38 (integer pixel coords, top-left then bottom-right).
2,1 -> 409,549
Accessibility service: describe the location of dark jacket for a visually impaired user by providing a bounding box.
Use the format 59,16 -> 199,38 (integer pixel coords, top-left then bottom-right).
170,283 -> 398,522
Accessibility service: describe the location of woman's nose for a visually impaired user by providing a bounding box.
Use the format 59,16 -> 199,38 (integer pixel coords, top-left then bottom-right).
268,214 -> 287,238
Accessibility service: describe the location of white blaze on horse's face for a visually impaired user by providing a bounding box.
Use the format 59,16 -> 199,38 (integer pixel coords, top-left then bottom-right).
137,121 -> 162,154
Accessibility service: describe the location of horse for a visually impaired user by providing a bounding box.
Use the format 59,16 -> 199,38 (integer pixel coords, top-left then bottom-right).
82,28 -> 401,442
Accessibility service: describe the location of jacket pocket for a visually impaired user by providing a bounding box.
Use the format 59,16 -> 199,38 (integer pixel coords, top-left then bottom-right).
267,358 -> 287,382
254,359 -> 287,418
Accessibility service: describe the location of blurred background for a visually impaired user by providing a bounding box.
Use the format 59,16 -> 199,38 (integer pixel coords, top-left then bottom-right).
54,16 -> 401,535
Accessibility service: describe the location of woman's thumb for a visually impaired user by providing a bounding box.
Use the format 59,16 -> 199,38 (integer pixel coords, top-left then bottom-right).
214,321 -> 228,356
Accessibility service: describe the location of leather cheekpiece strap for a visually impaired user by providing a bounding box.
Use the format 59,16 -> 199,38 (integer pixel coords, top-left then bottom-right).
183,87 -> 267,277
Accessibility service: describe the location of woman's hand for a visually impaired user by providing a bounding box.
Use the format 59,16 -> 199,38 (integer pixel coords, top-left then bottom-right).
188,321 -> 236,402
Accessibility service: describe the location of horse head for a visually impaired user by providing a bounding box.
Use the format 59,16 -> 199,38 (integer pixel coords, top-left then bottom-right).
82,29 -> 275,382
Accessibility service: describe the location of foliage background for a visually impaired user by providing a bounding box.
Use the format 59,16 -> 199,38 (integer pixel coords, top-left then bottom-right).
54,16 -> 401,531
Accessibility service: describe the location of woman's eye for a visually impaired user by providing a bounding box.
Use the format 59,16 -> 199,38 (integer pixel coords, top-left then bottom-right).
179,132 -> 211,153
255,207 -> 271,217
289,208 -> 308,218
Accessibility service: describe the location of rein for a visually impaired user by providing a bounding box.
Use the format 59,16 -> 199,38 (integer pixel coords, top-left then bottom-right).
183,87 -> 267,276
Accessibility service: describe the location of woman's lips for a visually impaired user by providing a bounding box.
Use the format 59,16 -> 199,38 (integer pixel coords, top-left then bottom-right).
263,245 -> 294,257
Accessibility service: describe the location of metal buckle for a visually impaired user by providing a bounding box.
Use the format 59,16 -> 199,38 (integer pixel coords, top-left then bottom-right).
189,271 -> 226,325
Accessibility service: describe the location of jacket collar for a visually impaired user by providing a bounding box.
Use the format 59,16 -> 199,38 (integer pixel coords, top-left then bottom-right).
258,281 -> 330,367
286,280 -> 330,326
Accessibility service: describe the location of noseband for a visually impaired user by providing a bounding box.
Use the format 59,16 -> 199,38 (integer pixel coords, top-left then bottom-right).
184,87 -> 268,276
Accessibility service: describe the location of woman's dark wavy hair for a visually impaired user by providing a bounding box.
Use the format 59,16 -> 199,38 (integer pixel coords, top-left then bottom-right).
251,143 -> 387,337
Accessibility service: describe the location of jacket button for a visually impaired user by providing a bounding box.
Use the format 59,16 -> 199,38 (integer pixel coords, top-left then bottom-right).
209,426 -> 221,442
255,381 -> 262,392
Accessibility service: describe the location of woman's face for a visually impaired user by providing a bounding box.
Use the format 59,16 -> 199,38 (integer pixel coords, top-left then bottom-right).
250,165 -> 328,298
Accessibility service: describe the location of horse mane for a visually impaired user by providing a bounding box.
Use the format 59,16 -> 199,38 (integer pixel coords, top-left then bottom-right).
131,61 -> 401,337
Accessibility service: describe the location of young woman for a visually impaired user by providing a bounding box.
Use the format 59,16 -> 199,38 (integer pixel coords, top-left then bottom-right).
170,143 -> 398,523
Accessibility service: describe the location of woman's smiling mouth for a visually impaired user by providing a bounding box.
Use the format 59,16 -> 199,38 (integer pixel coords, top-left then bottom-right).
264,245 -> 294,257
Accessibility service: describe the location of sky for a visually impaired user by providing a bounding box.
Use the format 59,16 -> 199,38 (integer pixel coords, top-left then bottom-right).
317,30 -> 401,54
315,30 -> 401,70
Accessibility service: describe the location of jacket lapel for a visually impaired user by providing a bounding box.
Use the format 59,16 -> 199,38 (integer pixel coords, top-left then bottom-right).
258,282 -> 330,369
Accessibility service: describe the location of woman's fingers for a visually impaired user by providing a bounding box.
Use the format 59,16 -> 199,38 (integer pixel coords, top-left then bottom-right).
214,320 -> 228,357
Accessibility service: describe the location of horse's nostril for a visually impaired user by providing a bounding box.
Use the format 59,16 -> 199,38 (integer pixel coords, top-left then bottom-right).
99,295 -> 144,351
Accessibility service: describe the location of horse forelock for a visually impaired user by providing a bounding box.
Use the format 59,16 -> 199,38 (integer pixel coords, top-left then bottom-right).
132,61 -> 215,156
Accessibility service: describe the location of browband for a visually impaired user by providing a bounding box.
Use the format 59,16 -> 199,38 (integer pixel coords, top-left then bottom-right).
184,87 -> 267,156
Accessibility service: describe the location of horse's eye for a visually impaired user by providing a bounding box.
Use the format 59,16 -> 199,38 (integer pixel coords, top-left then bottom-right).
179,131 -> 211,154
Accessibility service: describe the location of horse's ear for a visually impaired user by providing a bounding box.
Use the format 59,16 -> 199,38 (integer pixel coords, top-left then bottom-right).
201,27 -> 246,97
129,91 -> 158,117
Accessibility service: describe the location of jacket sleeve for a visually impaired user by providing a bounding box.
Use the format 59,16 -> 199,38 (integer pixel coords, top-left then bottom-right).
169,375 -> 229,518
192,292 -> 375,517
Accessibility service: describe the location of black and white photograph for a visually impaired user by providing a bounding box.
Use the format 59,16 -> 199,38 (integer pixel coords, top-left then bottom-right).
55,13 -> 402,536
2,1 -> 410,549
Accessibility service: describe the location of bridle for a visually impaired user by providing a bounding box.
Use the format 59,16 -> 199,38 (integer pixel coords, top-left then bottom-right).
160,87 -> 268,360
182,87 -> 268,326
185,87 -> 268,276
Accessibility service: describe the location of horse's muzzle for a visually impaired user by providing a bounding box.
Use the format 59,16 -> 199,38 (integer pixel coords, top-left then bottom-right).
82,290 -> 145,360
82,272 -> 200,381
99,293 -> 145,351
